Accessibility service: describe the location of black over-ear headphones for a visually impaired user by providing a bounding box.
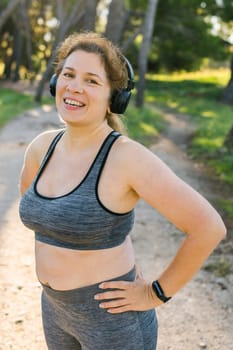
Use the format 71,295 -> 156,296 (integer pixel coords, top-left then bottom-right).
49,56 -> 135,114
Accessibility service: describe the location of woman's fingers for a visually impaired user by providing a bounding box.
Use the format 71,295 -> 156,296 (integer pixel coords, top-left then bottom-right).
98,280 -> 130,290
94,277 -> 161,312
94,289 -> 125,301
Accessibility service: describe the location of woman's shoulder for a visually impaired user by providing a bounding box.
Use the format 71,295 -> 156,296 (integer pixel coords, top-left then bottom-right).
116,134 -> 156,160
114,133 -> 168,177
31,128 -> 63,146
25,129 -> 64,165
29,129 -> 63,152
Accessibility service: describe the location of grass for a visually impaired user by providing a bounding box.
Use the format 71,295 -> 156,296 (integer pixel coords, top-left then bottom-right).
204,257 -> 232,277
217,199 -> 233,220
144,69 -> 233,185
0,89 -> 52,127
125,101 -> 167,145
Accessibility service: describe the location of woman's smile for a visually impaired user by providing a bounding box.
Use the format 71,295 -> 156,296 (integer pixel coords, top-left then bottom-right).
63,97 -> 86,110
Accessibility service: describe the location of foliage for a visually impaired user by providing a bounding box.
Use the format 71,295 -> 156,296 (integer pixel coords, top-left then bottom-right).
217,198 -> 233,220
144,69 -> 233,184
151,0 -> 230,72
0,0 -> 232,81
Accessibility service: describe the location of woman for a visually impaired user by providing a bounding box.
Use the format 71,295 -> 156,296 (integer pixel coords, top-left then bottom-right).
19,32 -> 226,350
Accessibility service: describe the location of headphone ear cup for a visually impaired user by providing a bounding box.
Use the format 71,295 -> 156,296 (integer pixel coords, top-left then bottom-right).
49,74 -> 57,97
110,90 -> 131,114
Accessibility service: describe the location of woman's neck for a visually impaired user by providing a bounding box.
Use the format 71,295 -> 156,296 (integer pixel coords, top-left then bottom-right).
62,122 -> 112,152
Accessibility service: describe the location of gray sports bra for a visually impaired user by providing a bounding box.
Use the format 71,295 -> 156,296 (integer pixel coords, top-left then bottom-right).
19,130 -> 135,250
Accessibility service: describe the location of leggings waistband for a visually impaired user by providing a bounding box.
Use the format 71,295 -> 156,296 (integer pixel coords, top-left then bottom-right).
41,266 -> 136,303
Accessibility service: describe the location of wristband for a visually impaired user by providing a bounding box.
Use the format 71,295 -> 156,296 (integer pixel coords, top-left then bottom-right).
152,280 -> 171,303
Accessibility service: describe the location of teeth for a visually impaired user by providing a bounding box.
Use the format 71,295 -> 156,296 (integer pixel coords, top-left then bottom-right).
65,98 -> 84,107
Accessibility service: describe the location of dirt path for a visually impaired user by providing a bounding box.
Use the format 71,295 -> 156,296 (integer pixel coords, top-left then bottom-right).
0,105 -> 232,350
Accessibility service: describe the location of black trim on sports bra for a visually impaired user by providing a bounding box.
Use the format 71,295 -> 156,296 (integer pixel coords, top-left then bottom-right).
34,130 -> 121,201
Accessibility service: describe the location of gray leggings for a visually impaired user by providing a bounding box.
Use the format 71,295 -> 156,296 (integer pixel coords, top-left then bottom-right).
41,267 -> 158,350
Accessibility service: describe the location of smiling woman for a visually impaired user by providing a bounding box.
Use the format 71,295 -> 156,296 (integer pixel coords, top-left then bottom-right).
55,50 -> 111,128
19,31 -> 226,350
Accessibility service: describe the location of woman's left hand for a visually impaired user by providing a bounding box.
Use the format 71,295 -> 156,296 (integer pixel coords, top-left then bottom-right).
94,269 -> 162,313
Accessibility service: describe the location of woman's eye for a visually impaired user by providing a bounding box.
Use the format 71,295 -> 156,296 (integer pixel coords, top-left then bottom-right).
87,79 -> 98,84
63,72 -> 73,78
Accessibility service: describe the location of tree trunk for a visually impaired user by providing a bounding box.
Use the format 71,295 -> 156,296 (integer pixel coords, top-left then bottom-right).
81,0 -> 100,31
4,54 -> 14,80
104,0 -> 128,44
222,56 -> 233,150
221,55 -> 233,105
12,0 -> 33,81
12,3 -> 24,82
34,55 -> 55,103
223,124 -> 233,151
0,0 -> 21,33
12,29 -> 22,81
34,0 -> 85,102
21,0 -> 33,78
121,26 -> 143,53
135,0 -> 159,108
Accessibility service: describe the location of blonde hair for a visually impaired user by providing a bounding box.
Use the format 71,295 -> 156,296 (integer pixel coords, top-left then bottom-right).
54,32 -> 129,133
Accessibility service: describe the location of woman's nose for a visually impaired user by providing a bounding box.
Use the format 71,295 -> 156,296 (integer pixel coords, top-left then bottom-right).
66,79 -> 83,93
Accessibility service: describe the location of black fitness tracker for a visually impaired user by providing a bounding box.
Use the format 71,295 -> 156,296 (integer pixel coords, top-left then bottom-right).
152,280 -> 171,303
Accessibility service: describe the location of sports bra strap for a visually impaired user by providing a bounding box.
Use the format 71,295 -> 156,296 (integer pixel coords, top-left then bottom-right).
35,129 -> 65,181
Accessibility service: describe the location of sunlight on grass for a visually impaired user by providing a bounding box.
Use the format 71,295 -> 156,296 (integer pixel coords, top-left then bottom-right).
193,137 -> 223,150
201,110 -> 216,118
148,68 -> 230,86
139,122 -> 159,135
126,102 -> 166,145
145,68 -> 233,186
0,89 -> 52,127
0,62 -> 4,76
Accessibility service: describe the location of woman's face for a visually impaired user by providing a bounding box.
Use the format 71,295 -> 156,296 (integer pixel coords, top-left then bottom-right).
56,50 -> 111,128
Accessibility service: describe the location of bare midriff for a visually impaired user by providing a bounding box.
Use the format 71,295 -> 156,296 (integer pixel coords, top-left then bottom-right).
35,235 -> 135,290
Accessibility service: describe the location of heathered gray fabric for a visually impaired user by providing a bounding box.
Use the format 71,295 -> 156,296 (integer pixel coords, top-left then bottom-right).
19,130 -> 135,250
41,267 -> 158,350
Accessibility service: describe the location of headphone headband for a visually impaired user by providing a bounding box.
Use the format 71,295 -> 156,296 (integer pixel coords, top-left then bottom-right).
123,56 -> 135,91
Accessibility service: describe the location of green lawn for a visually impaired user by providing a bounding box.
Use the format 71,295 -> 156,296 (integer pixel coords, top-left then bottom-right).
0,89 -> 52,127
144,69 -> 233,185
125,101 -> 167,145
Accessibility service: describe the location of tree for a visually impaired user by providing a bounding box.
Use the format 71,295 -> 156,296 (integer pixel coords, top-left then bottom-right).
104,0 -> 129,44
193,0 -> 233,104
1,0 -> 232,109
222,55 -> 233,150
222,55 -> 233,105
12,0 -> 33,81
81,0 -> 100,31
34,0 -> 86,102
135,0 -> 159,107
0,0 -> 21,33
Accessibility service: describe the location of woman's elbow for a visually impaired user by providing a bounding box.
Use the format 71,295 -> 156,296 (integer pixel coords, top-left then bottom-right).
211,214 -> 227,244
218,220 -> 227,241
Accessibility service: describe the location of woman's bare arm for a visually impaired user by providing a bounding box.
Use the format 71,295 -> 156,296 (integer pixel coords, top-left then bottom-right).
94,139 -> 226,312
